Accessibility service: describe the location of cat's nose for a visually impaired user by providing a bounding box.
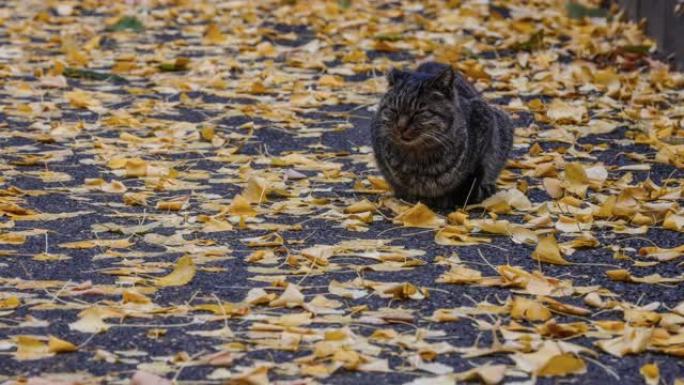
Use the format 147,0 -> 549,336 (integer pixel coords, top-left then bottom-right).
396,115 -> 418,141
397,115 -> 410,132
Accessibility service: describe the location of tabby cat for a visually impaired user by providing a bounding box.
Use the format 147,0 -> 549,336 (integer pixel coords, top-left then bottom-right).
370,62 -> 514,209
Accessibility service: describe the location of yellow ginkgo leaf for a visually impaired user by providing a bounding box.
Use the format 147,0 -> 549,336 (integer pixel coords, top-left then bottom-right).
382,282 -> 425,300
663,212 -> 684,232
58,238 -> 132,249
596,325 -> 652,357
0,295 -> 20,309
230,366 -> 270,385
563,162 -> 589,198
455,364 -> 507,385
228,194 -> 258,216
394,202 -> 444,229
344,199 -> 376,214
537,353 -> 586,377
269,284 -> 305,308
122,290 -> 152,304
201,217 -> 234,233
475,219 -> 512,235
203,23 -> 226,45
437,266 -> 482,285
435,225 -> 491,246
125,158 -> 148,177
48,335 -> 78,353
107,158 -> 128,170
532,235 -> 570,265
243,176 -> 269,204
14,335 -> 50,361
510,296 -> 552,322
640,363 -> 660,385
318,74 -> 345,88
639,245 -> 684,261
65,90 -> 101,110
367,176 -> 390,191
156,196 -> 189,211
564,162 -> 589,185
0,233 -> 27,245
155,255 -> 196,287
100,180 -> 127,194
68,306 -> 119,334
546,99 -> 587,123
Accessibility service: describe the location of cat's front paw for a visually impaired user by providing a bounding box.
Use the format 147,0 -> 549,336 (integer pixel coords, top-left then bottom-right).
393,190 -> 419,205
472,183 -> 496,203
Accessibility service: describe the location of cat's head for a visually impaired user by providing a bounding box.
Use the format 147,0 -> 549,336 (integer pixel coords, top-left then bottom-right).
376,67 -> 457,148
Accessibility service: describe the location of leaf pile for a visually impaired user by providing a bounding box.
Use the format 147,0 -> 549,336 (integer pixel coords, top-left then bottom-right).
0,0 -> 683,384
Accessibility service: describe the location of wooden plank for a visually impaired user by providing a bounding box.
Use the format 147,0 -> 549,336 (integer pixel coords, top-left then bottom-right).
618,0 -> 684,69
620,0 -> 639,19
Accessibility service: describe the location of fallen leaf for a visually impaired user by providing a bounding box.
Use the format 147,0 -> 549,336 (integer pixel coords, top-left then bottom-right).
532,235 -> 570,265
228,194 -> 258,216
547,99 -> 587,123
596,326 -> 653,357
510,296 -> 552,322
155,255 -> 196,287
537,353 -> 586,377
394,202 -> 444,228
269,284 -> 305,308
47,336 -> 78,353
130,371 -> 172,385
639,363 -> 659,385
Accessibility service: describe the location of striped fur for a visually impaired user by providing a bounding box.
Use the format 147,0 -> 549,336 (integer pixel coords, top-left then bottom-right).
370,62 -> 514,209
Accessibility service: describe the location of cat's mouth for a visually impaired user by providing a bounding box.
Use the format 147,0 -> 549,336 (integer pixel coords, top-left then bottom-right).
394,131 -> 445,151
393,135 -> 427,150
395,126 -> 422,143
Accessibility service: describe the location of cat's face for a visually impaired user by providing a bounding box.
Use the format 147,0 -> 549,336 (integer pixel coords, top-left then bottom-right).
376,68 -> 455,148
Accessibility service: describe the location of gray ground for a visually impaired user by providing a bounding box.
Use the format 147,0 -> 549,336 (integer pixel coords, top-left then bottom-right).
0,1 -> 683,384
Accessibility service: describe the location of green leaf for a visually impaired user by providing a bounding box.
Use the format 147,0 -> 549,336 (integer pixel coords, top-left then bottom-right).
620,44 -> 652,55
107,16 -> 144,32
374,33 -> 402,42
513,30 -> 545,52
63,68 -> 128,83
338,0 -> 351,9
566,1 -> 608,19
158,57 -> 190,72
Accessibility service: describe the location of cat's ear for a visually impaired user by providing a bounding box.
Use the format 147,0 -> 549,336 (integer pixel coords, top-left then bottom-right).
387,68 -> 406,87
431,67 -> 455,96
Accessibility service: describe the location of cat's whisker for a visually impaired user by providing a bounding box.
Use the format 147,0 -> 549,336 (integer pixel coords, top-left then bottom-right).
422,131 -> 450,148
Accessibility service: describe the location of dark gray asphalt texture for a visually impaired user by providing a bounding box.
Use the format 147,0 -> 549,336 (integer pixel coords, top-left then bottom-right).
0,1 -> 683,384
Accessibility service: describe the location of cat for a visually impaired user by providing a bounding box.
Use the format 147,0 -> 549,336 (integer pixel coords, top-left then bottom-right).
370,61 -> 514,209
